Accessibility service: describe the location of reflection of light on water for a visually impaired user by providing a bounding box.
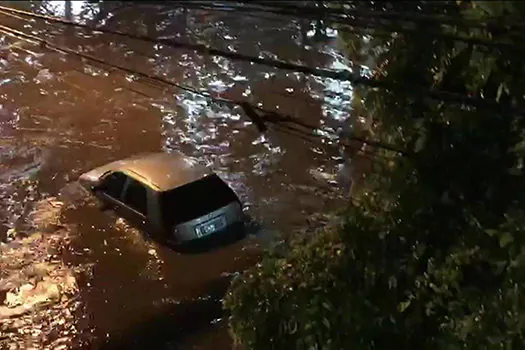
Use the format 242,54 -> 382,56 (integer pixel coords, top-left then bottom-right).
208,79 -> 228,93
326,28 -> 338,38
331,59 -> 351,71
0,179 -> 40,237
212,56 -> 230,72
304,45 -> 354,123
0,3 -> 363,347
360,65 -> 373,77
250,135 -> 285,177
242,86 -> 251,97
114,218 -> 165,282
41,0 -> 93,19
0,197 -> 80,349
314,76 -> 353,122
232,74 -> 247,82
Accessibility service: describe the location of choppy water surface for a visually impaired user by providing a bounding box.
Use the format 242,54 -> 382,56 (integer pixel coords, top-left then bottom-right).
0,1 -> 362,348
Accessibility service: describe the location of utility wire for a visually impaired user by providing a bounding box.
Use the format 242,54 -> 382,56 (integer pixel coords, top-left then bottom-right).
246,1 -> 525,31
158,2 -> 289,24
0,24 -> 230,102
166,1 -> 524,51
0,7 -> 351,114
0,22 -> 408,157
0,6 -> 357,82
0,6 -> 520,116
0,27 -> 389,166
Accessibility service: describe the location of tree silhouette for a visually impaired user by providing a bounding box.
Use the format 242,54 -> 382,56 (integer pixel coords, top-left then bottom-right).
225,1 -> 525,349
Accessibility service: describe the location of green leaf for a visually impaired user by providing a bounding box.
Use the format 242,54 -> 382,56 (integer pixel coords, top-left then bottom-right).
322,302 -> 332,311
322,318 -> 331,329
485,229 -> 498,237
475,1 -> 505,16
496,82 -> 506,102
414,134 -> 426,153
514,140 -> 525,153
398,300 -> 411,313
499,232 -> 514,247
388,276 -> 398,289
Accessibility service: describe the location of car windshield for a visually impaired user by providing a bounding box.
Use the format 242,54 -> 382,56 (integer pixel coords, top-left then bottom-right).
159,174 -> 238,227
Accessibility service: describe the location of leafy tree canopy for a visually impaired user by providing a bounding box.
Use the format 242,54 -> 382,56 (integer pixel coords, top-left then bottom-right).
224,1 -> 525,349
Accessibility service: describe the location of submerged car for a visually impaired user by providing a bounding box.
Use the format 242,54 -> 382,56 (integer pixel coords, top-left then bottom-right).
78,152 -> 244,247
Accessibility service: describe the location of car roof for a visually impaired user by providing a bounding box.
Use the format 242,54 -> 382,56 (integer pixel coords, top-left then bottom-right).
109,152 -> 212,191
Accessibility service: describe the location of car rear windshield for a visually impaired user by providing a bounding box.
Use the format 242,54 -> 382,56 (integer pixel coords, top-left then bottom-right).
159,174 -> 238,227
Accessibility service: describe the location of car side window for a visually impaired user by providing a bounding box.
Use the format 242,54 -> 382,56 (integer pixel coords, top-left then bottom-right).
122,178 -> 148,216
99,172 -> 127,199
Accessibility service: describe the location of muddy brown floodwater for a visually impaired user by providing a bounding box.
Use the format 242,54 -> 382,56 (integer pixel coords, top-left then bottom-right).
0,1 -> 361,349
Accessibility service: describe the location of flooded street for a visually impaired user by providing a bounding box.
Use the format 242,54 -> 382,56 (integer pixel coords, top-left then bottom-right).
0,1 -> 357,348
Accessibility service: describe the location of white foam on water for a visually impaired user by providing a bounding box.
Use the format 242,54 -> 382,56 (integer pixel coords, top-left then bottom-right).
0,197 -> 81,349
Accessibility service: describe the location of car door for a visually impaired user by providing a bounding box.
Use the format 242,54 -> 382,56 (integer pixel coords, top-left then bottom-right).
94,171 -> 128,211
119,177 -> 149,231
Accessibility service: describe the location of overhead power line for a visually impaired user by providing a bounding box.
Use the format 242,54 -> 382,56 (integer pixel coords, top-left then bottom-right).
0,5 -> 520,115
0,7 -> 352,114
165,1 -> 524,51
0,5 -> 357,81
245,1 -> 525,31
0,21 -> 409,157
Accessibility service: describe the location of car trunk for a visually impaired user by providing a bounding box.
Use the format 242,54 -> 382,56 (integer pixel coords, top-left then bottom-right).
159,174 -> 239,229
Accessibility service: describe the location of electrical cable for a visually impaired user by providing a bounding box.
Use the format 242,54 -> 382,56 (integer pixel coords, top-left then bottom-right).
0,6 -> 519,117
0,22 -> 408,157
164,2 -> 524,51
245,1 -> 525,31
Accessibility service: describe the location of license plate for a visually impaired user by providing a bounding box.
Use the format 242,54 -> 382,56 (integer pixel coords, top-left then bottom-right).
194,215 -> 227,237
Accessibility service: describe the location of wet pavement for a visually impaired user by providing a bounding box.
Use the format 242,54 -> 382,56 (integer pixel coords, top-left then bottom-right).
0,1 -> 359,348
